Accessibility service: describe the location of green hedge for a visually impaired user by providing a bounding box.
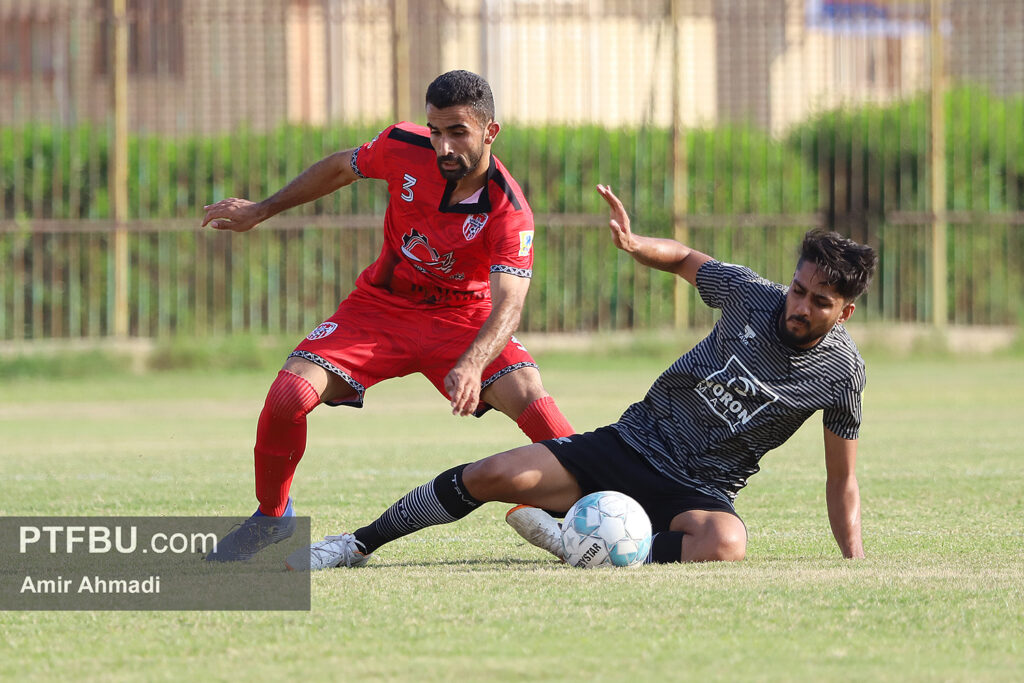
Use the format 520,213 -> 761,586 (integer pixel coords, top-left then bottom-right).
1,120 -> 818,224
3,87 -> 1023,339
3,86 -> 1022,223
786,85 -> 1024,215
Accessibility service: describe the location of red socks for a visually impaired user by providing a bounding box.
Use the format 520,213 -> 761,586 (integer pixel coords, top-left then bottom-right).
254,370 -> 321,516
253,375 -> 568,514
516,395 -> 574,442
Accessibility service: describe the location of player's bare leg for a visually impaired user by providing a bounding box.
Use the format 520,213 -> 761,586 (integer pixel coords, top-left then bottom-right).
656,510 -> 747,562
469,443 -> 577,561
287,443 -> 583,570
483,365 -> 575,552
482,366 -> 574,442
462,443 -> 582,508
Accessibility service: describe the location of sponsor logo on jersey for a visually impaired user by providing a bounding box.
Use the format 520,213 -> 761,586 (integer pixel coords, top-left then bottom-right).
695,355 -> 779,431
401,173 -> 417,202
401,228 -> 456,274
306,321 -> 338,341
518,230 -> 535,256
740,324 -> 757,344
462,213 -> 489,241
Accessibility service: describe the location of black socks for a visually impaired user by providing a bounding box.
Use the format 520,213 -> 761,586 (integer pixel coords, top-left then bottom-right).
353,464 -> 482,555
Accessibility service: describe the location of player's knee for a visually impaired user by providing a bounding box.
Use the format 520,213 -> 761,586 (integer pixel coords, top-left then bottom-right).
708,531 -> 747,561
263,370 -> 321,422
463,451 -> 534,501
695,527 -> 746,562
685,524 -> 747,562
483,367 -> 546,418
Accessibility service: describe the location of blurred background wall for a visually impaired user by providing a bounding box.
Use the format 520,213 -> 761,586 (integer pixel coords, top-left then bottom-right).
1,0 -> 1022,339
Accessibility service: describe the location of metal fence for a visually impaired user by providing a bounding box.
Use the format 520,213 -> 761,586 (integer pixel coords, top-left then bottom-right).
1,0 -> 1023,341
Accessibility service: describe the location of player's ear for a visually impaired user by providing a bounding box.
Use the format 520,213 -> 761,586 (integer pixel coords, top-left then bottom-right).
484,120 -> 500,145
837,301 -> 855,325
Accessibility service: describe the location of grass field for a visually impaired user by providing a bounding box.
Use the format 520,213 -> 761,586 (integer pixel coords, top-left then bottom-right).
1,340 -> 1022,682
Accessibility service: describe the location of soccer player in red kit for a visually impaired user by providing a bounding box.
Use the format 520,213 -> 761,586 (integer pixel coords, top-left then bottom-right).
201,70 -> 573,561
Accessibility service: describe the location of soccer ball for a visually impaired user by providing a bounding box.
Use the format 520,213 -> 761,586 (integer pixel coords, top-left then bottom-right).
561,491 -> 652,569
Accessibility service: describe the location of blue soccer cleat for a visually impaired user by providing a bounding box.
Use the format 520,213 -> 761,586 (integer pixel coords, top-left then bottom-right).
205,498 -> 297,562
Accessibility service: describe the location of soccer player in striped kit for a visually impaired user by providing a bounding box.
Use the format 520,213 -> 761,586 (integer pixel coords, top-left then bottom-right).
284,184 -> 877,570
201,71 -> 573,561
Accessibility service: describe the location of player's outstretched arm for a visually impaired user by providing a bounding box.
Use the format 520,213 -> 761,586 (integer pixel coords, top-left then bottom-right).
596,184 -> 712,287
824,427 -> 864,559
202,149 -> 362,232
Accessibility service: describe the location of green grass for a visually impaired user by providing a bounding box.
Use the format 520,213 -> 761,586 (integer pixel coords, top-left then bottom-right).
1,347 -> 1022,681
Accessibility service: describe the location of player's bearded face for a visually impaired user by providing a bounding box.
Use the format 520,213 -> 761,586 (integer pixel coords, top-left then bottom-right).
426,104 -> 492,182
434,129 -> 485,180
778,261 -> 851,349
435,137 -> 484,181
777,309 -> 832,348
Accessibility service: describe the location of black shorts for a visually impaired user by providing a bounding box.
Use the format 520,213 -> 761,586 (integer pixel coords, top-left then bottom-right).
543,426 -> 741,533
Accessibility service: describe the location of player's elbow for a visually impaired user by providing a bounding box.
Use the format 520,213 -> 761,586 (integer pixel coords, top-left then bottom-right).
326,150 -> 360,188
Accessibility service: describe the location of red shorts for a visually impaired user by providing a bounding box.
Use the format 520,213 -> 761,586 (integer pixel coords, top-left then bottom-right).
290,287 -> 538,415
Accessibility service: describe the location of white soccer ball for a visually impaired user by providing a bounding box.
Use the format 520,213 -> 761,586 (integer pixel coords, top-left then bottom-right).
561,491 -> 652,568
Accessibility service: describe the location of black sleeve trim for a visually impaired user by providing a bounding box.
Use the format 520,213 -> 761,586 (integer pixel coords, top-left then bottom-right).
490,167 -> 522,211
387,127 -> 434,150
490,264 -> 532,278
350,148 -> 366,178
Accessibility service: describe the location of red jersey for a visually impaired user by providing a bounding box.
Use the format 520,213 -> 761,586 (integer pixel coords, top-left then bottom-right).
349,122 -> 535,308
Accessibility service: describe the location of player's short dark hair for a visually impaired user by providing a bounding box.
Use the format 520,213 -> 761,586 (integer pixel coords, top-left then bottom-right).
425,70 -> 495,124
798,229 -> 877,302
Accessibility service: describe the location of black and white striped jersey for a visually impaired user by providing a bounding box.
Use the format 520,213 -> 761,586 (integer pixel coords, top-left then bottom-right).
610,260 -> 866,504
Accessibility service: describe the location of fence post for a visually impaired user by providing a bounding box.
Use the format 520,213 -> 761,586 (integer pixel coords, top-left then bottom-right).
110,0 -> 129,337
671,0 -> 689,330
392,0 -> 412,122
929,0 -> 947,328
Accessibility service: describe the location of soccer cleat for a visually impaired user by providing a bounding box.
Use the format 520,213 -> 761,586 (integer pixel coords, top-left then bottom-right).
285,532 -> 372,571
204,498 -> 297,562
505,505 -> 565,561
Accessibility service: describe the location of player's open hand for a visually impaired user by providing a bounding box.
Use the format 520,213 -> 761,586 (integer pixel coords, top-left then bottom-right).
201,198 -> 266,232
596,185 -> 639,255
444,362 -> 483,417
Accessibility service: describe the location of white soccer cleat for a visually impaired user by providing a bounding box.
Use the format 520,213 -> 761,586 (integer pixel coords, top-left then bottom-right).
285,532 -> 372,571
505,505 -> 565,561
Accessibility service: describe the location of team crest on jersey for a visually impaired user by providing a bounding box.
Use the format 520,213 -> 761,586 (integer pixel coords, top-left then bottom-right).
695,355 -> 778,431
401,228 -> 456,274
518,230 -> 534,256
462,213 -> 489,241
306,321 -> 338,341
